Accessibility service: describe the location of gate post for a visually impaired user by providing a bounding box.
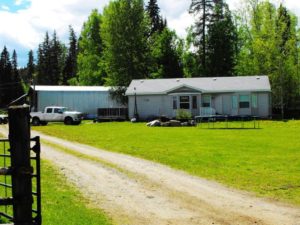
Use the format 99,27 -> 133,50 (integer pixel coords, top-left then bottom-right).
8,105 -> 32,225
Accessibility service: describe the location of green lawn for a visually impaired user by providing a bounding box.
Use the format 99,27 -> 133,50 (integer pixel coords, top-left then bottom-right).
34,120 -> 300,205
41,160 -> 112,225
0,136 -> 112,225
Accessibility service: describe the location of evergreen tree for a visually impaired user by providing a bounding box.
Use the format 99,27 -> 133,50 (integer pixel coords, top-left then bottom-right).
63,26 -> 78,85
189,0 -> 214,75
146,0 -> 165,35
50,31 -> 65,85
206,1 -> 238,76
26,50 -> 35,82
0,47 -> 12,106
11,50 -> 18,80
36,31 -> 65,85
0,48 -> 24,106
76,9 -> 105,85
37,32 -> 51,84
11,50 -> 24,99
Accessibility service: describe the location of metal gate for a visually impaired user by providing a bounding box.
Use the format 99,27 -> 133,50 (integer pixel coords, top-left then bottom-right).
0,137 -> 41,224
0,105 -> 41,225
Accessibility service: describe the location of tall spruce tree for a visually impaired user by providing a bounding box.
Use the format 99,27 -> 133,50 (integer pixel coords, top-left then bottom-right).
63,26 -> 78,85
0,49 -> 24,105
0,47 -> 12,106
11,50 -> 24,99
189,0 -> 214,75
37,32 -> 51,84
36,31 -> 65,85
26,50 -> 35,82
146,0 -> 165,35
76,9 -> 105,85
50,31 -> 65,84
206,1 -> 237,76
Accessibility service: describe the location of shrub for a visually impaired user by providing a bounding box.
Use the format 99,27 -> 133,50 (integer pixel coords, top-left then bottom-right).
176,109 -> 192,120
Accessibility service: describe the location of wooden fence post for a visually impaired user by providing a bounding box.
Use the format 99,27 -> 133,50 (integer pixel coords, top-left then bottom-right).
8,105 -> 32,225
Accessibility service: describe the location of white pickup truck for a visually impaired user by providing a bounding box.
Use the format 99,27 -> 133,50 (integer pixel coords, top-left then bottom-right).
30,106 -> 83,125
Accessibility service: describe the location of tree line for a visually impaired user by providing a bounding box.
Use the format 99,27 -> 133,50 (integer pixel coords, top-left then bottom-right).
0,47 -> 24,107
1,0 -> 299,116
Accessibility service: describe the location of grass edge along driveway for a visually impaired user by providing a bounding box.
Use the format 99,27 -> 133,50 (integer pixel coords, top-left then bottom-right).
0,133 -> 112,225
34,120 -> 300,206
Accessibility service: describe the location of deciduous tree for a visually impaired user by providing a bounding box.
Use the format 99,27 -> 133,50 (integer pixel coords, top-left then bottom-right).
102,0 -> 150,102
76,9 -> 105,85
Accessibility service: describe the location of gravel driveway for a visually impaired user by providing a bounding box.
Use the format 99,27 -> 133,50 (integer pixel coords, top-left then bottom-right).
0,126 -> 299,225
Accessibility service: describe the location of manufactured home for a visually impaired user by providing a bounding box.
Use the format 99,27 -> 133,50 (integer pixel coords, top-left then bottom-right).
31,86 -> 125,119
125,76 -> 271,120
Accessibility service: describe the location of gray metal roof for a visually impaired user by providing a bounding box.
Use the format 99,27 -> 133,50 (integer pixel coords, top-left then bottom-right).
32,85 -> 111,92
125,76 -> 271,95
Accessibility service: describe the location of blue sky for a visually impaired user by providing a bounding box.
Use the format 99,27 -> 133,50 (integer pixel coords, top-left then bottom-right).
0,0 -> 31,12
0,0 -> 300,68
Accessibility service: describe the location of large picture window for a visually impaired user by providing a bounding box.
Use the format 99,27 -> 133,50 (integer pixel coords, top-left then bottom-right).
202,95 -> 211,107
239,95 -> 250,108
180,96 -> 190,109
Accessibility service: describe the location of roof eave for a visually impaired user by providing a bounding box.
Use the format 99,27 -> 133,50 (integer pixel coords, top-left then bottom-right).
126,89 -> 271,96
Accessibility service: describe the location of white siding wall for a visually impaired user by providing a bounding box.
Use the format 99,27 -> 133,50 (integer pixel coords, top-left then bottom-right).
37,91 -> 123,116
220,94 -> 232,115
213,94 -> 223,114
128,92 -> 271,120
213,92 -> 270,117
257,92 -> 270,117
128,95 -> 174,119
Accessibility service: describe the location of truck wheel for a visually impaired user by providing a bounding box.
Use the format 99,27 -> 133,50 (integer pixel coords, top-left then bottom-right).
73,121 -> 81,125
40,121 -> 48,126
64,117 -> 73,125
32,117 -> 40,126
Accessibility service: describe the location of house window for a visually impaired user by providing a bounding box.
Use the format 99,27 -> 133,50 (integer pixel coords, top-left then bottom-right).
192,96 -> 197,109
180,96 -> 190,109
239,95 -> 250,108
252,94 -> 257,108
202,95 -> 211,107
232,95 -> 238,109
173,96 -> 177,109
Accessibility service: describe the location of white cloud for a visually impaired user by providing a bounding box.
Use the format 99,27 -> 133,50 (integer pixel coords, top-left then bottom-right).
1,5 -> 9,11
168,11 -> 193,38
15,0 -> 24,6
0,0 -> 111,50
